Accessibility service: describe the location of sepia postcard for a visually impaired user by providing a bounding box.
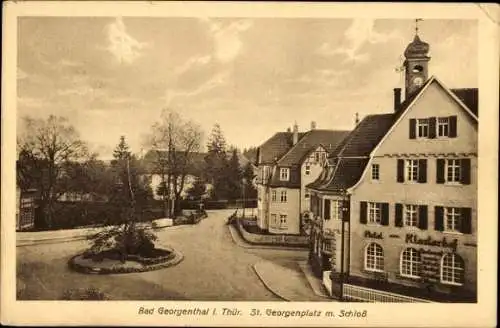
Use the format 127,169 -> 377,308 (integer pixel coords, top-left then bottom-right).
1,1 -> 498,327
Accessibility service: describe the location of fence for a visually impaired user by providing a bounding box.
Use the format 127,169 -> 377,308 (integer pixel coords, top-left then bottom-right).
236,217 -> 309,247
179,198 -> 257,210
342,283 -> 433,303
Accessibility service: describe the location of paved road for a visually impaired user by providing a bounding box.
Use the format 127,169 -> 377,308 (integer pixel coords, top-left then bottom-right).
17,210 -> 308,301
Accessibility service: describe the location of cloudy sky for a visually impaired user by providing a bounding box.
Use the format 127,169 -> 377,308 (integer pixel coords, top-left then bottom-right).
17,17 -> 477,159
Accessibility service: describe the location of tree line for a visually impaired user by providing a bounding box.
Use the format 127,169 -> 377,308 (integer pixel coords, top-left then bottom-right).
17,109 -> 257,229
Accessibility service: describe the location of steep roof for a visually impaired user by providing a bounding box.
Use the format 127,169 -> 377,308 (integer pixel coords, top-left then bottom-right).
332,114 -> 395,158
308,76 -> 478,193
278,130 -> 350,166
306,115 -> 393,192
451,88 -> 478,117
257,132 -> 306,164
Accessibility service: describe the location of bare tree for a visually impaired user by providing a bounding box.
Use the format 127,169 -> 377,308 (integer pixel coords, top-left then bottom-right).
17,115 -> 88,228
145,109 -> 203,217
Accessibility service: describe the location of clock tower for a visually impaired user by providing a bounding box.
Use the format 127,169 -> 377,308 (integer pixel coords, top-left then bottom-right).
404,22 -> 430,98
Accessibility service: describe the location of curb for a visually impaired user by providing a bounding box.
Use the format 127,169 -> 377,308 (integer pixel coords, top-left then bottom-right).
227,224 -> 309,251
297,261 -> 331,299
68,247 -> 184,275
16,223 -> 194,247
251,263 -> 291,302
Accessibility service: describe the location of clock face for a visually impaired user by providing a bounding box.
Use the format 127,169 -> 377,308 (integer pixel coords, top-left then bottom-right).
413,76 -> 424,87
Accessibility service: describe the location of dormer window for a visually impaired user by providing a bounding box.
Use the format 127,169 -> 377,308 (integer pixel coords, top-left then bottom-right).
280,168 -> 290,181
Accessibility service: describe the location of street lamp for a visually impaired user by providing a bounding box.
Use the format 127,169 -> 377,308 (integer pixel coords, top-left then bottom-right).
339,189 -> 350,300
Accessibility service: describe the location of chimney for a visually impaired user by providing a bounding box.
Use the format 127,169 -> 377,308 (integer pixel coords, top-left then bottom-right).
310,121 -> 317,130
292,123 -> 299,145
394,88 -> 402,112
355,112 -> 360,126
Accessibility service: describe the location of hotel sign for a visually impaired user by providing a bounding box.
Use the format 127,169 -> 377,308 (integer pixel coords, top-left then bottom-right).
405,234 -> 458,252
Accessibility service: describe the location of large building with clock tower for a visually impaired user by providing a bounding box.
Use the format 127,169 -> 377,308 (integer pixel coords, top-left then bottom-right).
307,24 -> 478,303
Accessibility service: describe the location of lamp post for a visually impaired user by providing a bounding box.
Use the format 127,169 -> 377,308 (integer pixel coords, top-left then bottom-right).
339,189 -> 349,300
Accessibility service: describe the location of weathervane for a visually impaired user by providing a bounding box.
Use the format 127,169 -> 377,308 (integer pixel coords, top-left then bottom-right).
415,18 -> 423,35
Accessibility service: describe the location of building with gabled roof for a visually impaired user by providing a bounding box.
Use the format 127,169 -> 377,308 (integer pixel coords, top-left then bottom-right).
307,31 -> 478,303
255,122 -> 350,235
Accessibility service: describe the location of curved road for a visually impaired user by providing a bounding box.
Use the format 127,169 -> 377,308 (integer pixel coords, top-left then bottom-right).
17,210 -> 308,301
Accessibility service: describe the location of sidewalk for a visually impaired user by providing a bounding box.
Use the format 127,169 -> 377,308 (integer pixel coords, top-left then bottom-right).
16,222 -> 191,247
227,223 -> 309,251
252,260 -> 330,302
297,261 -> 331,299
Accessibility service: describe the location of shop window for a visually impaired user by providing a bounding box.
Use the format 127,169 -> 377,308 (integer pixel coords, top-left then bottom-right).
441,253 -> 465,285
365,243 -> 384,272
400,248 -> 421,278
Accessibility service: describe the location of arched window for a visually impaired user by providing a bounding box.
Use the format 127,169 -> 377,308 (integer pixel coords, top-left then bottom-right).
441,253 -> 465,285
400,248 -> 421,278
365,243 -> 384,272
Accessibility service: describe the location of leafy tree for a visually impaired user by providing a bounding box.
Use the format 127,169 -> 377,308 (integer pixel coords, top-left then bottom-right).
17,115 -> 88,228
145,109 -> 204,217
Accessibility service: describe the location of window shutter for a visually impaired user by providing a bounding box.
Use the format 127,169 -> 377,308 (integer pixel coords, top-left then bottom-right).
461,208 -> 472,234
434,206 -> 444,231
418,159 -> 427,183
449,116 -> 457,138
360,202 -> 367,224
395,203 -> 403,227
324,199 -> 331,220
436,159 -> 445,184
381,203 -> 389,226
428,117 -> 437,139
409,119 -> 416,139
461,158 -> 471,185
397,159 -> 405,183
418,205 -> 428,230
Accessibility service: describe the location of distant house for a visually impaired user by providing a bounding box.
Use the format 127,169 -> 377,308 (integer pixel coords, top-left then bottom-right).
255,122 -> 350,235
140,150 -> 208,200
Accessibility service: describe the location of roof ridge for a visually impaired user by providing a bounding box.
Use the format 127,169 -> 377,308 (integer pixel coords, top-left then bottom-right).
276,130 -> 313,165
